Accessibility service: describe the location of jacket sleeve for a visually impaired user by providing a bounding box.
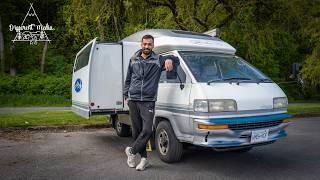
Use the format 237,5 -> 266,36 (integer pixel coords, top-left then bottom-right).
123,60 -> 132,99
159,55 -> 180,71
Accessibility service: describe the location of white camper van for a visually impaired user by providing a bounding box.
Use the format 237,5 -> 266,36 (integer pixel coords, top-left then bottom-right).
72,29 -> 290,162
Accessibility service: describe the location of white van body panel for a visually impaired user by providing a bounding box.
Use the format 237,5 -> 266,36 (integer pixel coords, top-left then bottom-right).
72,65 -> 90,106
89,43 -> 123,110
72,38 -> 97,118
191,83 -> 287,111
155,50 -> 194,141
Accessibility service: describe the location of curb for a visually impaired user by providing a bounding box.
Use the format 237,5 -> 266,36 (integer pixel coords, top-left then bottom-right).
0,113 -> 319,132
0,123 -> 112,133
291,113 -> 320,118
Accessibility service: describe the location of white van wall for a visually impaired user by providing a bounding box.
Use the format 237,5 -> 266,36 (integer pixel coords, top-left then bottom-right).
72,39 -> 97,118
89,43 -> 123,110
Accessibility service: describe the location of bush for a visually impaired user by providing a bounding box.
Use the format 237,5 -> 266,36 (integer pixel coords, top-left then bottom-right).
0,73 -> 71,99
0,94 -> 71,107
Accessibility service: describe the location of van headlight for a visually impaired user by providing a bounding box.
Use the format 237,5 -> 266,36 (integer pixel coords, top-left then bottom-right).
209,99 -> 237,112
273,97 -> 288,109
194,99 -> 237,112
194,100 -> 209,112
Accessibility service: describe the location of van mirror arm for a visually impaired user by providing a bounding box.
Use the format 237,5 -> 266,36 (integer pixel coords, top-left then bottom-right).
176,72 -> 185,90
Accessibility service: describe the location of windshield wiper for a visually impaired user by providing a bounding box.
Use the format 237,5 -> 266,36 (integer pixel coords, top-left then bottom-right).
256,78 -> 273,83
207,79 -> 223,85
223,77 -> 251,81
207,77 -> 252,85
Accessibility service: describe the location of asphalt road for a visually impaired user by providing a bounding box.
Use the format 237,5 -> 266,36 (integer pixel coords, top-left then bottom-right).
0,117 -> 319,180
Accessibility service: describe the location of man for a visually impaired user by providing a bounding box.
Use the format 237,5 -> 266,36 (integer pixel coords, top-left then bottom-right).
123,34 -> 176,171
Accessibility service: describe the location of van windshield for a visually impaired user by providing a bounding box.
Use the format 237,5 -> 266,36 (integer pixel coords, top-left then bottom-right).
179,51 -> 272,83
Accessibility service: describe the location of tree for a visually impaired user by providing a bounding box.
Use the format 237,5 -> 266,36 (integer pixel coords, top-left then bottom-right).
40,41 -> 48,73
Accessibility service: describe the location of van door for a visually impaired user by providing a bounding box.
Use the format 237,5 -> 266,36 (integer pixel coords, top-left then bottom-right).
157,51 -> 193,141
89,43 -> 123,114
72,38 -> 97,118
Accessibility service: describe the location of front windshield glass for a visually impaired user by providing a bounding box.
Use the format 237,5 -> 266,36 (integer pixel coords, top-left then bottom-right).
179,51 -> 271,83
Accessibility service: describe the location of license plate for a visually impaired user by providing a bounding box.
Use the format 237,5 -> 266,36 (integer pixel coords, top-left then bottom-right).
250,129 -> 269,143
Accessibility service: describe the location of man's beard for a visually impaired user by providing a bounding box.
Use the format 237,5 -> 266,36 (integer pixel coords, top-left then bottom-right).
142,48 -> 152,55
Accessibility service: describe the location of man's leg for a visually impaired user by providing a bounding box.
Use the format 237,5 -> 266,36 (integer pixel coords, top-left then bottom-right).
128,101 -> 147,157
125,100 -> 141,168
129,101 -> 143,143
131,101 -> 155,158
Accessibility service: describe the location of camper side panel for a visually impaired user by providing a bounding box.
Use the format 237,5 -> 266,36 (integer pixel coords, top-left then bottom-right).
72,40 -> 96,118
89,43 -> 123,110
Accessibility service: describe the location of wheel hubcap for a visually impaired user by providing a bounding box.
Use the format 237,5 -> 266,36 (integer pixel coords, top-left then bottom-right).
116,121 -> 122,132
158,129 -> 169,155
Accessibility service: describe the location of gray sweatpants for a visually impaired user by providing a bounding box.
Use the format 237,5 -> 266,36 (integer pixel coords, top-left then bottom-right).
128,100 -> 155,158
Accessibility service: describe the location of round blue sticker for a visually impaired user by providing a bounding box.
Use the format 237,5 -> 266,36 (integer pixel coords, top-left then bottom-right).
74,78 -> 82,93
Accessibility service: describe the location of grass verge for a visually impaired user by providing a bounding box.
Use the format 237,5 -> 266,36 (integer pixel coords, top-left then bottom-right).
288,103 -> 320,115
0,110 -> 108,128
0,94 -> 71,107
0,103 -> 319,129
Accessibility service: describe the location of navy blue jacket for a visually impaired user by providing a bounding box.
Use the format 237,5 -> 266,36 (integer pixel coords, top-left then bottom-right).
123,50 -> 178,101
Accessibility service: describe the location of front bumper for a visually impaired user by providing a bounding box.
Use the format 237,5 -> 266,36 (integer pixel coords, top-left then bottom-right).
192,113 -> 290,148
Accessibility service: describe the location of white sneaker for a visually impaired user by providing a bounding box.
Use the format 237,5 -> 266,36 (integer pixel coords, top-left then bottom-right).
125,147 -> 136,168
136,157 -> 151,171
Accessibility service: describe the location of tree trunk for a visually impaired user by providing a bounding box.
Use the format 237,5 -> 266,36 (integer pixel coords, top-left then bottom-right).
0,16 -> 5,74
40,41 -> 48,73
9,45 -> 16,76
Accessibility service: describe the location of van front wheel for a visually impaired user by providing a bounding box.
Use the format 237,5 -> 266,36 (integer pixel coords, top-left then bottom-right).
155,121 -> 183,163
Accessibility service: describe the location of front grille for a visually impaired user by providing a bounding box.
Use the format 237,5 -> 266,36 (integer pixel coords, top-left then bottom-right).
229,120 -> 283,130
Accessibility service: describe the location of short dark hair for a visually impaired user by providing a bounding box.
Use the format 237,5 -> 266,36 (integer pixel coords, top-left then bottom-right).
141,34 -> 154,42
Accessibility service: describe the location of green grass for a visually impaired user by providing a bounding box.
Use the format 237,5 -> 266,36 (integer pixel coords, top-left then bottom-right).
0,110 -> 108,128
0,94 -> 71,107
288,103 -> 320,115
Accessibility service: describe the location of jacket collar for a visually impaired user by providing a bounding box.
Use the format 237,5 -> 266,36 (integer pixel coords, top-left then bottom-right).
133,49 -> 158,61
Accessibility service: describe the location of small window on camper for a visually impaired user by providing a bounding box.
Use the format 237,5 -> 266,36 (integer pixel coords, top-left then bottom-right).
74,43 -> 92,72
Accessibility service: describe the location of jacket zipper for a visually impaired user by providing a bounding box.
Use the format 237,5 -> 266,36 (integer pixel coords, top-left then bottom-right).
140,60 -> 144,101
141,79 -> 143,101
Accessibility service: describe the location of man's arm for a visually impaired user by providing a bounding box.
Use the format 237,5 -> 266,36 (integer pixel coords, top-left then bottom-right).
123,60 -> 132,100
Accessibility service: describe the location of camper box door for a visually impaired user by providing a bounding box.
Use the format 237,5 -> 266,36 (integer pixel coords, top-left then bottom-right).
89,43 -> 123,113
72,38 -> 97,118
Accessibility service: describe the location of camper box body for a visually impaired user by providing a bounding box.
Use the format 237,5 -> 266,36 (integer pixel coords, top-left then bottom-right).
72,29 -> 290,161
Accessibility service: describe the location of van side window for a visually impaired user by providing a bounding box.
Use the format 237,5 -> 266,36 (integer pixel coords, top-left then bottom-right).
74,43 -> 92,72
160,65 -> 186,83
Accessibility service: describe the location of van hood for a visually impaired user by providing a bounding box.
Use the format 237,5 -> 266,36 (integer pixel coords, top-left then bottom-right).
194,83 -> 287,111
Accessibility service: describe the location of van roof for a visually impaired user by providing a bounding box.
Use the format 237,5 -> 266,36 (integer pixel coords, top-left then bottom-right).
121,29 -> 220,42
121,29 -> 236,54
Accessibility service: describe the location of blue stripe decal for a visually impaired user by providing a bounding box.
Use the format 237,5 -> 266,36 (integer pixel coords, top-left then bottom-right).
203,113 -> 290,124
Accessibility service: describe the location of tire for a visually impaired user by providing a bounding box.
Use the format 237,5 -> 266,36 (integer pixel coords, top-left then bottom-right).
114,116 -> 131,137
155,121 -> 183,163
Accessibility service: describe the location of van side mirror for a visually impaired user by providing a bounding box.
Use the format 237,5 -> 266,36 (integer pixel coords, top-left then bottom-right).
291,63 -> 300,79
